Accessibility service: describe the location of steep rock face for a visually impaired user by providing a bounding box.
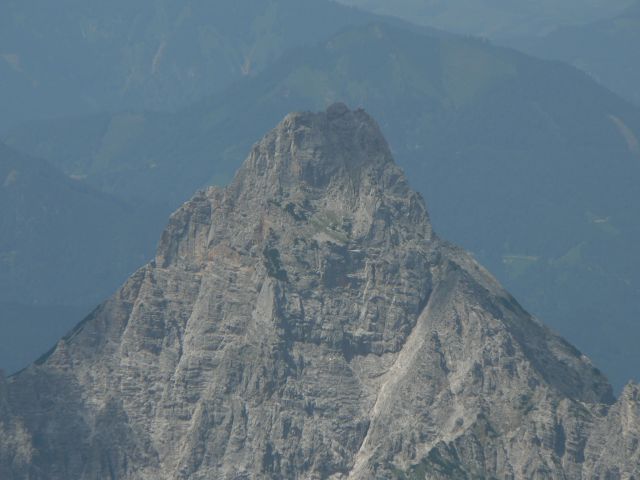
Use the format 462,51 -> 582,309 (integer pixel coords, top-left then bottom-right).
0,372 -> 33,478
584,382 -> 640,478
0,105 -> 637,479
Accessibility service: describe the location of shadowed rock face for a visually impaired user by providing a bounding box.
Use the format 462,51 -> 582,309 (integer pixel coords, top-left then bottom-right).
0,105 -> 637,479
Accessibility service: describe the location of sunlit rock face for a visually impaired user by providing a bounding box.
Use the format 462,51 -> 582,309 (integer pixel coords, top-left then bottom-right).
0,105 -> 637,480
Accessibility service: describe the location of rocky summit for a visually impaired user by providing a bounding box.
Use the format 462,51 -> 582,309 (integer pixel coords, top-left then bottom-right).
0,104 -> 638,479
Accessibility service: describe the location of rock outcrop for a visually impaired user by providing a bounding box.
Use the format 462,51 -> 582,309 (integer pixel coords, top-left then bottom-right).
0,104 -> 637,479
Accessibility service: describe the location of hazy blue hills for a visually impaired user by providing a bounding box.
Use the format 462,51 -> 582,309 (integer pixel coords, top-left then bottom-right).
0,0 -> 387,132
6,23 -> 640,388
0,142 -> 162,372
340,0 -> 640,105
334,0 -> 634,38
513,0 -> 640,105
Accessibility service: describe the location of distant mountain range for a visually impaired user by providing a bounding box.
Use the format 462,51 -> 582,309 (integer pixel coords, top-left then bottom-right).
335,0 -> 640,105
5,23 -> 640,389
513,0 -> 640,105
0,0 -> 386,131
335,0 -> 634,38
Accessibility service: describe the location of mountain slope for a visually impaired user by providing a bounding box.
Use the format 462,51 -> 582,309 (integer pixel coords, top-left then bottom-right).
0,0 -> 384,131
6,23 -> 640,389
336,0 -> 640,105
0,106 -> 637,479
0,142 -> 161,373
334,0 -> 634,38
514,0 -> 640,105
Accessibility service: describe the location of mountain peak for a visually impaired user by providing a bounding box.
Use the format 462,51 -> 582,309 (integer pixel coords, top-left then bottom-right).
1,108 -> 636,479
235,103 -> 393,193
157,105 -> 433,270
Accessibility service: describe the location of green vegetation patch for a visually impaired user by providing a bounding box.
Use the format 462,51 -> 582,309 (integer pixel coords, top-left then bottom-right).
502,254 -> 540,279
309,211 -> 350,243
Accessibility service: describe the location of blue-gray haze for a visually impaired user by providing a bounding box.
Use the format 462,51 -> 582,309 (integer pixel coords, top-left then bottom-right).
0,0 -> 638,392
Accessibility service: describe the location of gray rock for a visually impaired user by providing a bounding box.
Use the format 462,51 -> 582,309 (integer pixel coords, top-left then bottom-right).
0,105 -> 637,479
584,382 -> 640,478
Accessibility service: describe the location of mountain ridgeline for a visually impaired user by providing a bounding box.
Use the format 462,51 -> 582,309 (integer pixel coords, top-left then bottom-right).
0,106 -> 638,479
335,0 -> 634,38
513,0 -> 640,106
